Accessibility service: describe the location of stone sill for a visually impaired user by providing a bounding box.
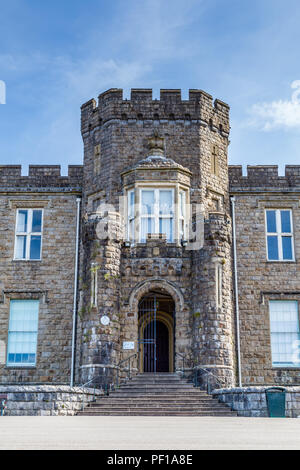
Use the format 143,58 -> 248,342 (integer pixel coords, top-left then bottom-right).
265,261 -> 296,264
12,259 -> 42,262
5,366 -> 36,370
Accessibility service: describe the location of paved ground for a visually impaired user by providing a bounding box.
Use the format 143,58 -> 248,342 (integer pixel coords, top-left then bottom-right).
0,416 -> 300,450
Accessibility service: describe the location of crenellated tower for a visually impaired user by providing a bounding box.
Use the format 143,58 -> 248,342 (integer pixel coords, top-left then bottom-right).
78,88 -> 235,389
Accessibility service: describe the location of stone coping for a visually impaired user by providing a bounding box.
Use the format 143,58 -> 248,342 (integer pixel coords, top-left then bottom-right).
212,386 -> 300,394
0,385 -> 102,395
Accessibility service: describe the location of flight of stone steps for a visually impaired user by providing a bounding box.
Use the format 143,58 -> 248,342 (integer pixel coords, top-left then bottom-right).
77,373 -> 237,416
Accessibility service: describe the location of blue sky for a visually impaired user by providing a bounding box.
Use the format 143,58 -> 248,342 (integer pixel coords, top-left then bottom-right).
0,0 -> 300,175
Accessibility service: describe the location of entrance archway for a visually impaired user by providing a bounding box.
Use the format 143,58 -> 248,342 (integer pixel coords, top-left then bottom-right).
138,291 -> 175,373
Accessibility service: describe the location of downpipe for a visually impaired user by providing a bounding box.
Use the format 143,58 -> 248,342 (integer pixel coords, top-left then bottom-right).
70,197 -> 81,387
231,196 -> 242,387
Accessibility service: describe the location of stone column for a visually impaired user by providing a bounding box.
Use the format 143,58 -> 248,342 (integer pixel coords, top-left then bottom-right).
79,211 -> 122,388
192,213 -> 235,389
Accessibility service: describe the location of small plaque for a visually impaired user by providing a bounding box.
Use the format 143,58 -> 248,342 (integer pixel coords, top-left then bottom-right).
100,315 -> 110,326
123,341 -> 135,350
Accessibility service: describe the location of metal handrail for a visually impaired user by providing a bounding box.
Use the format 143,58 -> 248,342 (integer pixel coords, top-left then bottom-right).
116,352 -> 139,388
174,351 -> 227,393
175,351 -> 193,372
193,366 -> 227,393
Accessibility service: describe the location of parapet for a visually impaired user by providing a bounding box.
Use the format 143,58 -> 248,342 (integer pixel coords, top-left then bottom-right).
81,88 -> 230,135
229,165 -> 300,191
0,165 -> 83,192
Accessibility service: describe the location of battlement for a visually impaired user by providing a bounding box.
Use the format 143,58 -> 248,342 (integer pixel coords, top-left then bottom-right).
0,165 -> 83,192
81,88 -> 230,134
229,165 -> 300,191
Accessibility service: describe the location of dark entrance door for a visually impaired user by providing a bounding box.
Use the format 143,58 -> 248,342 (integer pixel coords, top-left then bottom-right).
143,320 -> 169,372
138,293 -> 174,373
156,321 -> 169,372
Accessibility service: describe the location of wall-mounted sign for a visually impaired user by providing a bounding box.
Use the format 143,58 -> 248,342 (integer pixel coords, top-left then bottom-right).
100,315 -> 110,326
123,341 -> 135,350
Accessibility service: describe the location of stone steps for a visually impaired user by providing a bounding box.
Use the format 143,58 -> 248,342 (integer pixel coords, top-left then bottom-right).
79,410 -> 235,416
88,399 -> 215,405
77,373 -> 236,417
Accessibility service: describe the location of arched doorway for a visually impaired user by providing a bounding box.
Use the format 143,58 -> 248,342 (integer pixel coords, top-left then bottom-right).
138,291 -> 175,373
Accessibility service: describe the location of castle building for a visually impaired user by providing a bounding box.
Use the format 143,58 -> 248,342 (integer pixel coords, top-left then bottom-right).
0,88 -> 300,401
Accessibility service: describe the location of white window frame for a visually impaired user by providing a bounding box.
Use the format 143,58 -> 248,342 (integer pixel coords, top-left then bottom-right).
269,300 -> 300,368
7,299 -> 39,367
265,209 -> 295,261
14,209 -> 43,261
179,190 -> 186,241
127,189 -> 135,242
139,188 -> 174,243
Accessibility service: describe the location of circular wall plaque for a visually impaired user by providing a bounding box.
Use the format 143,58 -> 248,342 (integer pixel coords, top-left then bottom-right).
100,315 -> 110,326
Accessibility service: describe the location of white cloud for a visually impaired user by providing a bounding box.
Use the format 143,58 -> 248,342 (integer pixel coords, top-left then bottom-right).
249,80 -> 300,130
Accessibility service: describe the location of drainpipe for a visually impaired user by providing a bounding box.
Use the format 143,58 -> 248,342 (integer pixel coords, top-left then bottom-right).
231,196 -> 242,387
70,197 -> 81,387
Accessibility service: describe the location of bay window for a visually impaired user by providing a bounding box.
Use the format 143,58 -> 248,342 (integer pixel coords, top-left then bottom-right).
127,187 -> 187,244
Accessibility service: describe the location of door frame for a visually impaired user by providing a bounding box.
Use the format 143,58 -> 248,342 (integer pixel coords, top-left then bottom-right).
138,310 -> 174,373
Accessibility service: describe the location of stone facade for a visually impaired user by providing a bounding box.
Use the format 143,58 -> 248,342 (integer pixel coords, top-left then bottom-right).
0,165 -> 82,384
0,88 -> 299,407
229,166 -> 300,386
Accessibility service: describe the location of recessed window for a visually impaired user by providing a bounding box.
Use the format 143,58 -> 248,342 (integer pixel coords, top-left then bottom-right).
7,300 -> 39,367
211,145 -> 219,176
269,300 -> 300,367
14,209 -> 43,260
215,263 -> 223,308
266,210 -> 294,261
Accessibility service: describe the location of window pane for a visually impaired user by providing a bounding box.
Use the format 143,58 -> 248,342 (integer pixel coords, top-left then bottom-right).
30,235 -> 41,260
141,217 -> 155,242
7,300 -> 39,366
159,190 -> 172,215
270,301 -> 300,366
17,210 -> 28,233
141,190 -> 154,215
159,218 -> 173,242
282,236 -> 293,260
32,210 -> 42,232
267,236 -> 279,260
281,211 -> 291,233
15,235 -> 26,259
266,210 -> 276,233
128,191 -> 135,218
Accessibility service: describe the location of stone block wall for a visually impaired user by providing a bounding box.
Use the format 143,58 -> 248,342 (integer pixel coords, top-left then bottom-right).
0,385 -> 102,416
213,386 -> 300,418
